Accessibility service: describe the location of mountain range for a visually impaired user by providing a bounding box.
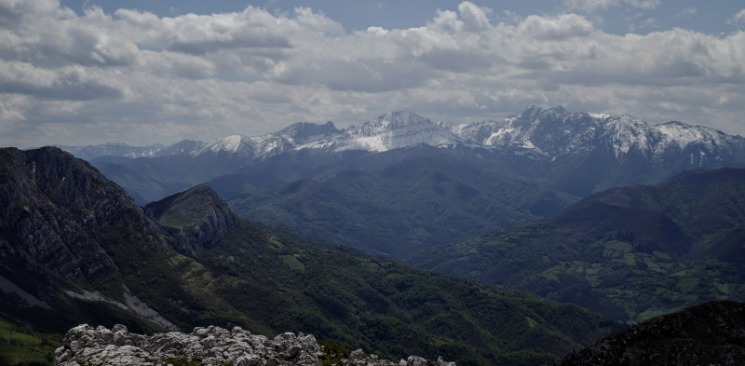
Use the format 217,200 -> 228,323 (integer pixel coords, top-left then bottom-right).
60,106 -> 745,259
0,146 -> 616,366
63,106 -> 745,167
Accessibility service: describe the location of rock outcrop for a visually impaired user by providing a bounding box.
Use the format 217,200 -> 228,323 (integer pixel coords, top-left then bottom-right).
1,147 -> 120,286
558,300 -> 745,366
145,184 -> 237,255
55,324 -> 455,366
0,147 -> 169,294
0,147 -> 180,331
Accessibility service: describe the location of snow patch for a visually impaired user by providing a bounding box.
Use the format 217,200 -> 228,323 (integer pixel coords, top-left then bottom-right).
588,112 -> 610,119
206,135 -> 251,153
655,122 -> 705,149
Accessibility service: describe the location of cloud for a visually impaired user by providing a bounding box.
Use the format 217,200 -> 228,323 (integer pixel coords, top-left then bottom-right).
275,57 -> 434,92
565,0 -> 661,13
0,61 -> 124,100
457,1 -> 492,32
0,0 -> 62,29
517,14 -> 595,40
1,0 -> 745,148
730,9 -> 745,26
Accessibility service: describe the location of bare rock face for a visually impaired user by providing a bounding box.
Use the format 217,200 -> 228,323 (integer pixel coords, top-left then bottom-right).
0,147 -> 170,292
55,324 -> 321,366
145,184 -> 237,255
55,324 -> 456,366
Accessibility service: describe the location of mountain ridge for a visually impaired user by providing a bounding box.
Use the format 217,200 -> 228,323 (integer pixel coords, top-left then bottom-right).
60,106 -> 745,163
413,167 -> 745,321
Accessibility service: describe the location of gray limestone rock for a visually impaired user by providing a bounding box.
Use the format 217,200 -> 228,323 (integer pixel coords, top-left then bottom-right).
55,324 -> 455,366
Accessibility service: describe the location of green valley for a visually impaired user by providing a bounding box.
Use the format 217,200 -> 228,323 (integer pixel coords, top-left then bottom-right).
415,168 -> 745,321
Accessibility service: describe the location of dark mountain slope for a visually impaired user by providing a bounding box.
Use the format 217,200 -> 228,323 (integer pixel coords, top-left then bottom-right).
0,147 -> 176,327
0,147 -> 616,366
224,145 -> 575,258
560,300 -> 745,366
701,224 -> 745,263
415,168 -> 745,321
0,147 -> 122,287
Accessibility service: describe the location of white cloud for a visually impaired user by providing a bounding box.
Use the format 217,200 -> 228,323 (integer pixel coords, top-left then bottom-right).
517,14 -> 595,40
457,1 -> 492,32
565,0 -> 661,13
1,0 -> 745,148
730,9 -> 745,25
0,61 -> 125,100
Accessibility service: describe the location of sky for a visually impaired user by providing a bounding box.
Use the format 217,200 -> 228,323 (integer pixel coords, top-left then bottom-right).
2,0 -> 745,148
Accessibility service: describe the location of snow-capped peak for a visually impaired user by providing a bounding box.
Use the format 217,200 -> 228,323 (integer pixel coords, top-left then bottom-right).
202,135 -> 254,154
322,111 -> 460,152
653,121 -> 726,150
454,106 -> 738,160
65,106 -> 744,167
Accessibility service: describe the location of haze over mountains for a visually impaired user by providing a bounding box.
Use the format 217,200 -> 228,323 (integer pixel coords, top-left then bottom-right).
60,106 -> 745,259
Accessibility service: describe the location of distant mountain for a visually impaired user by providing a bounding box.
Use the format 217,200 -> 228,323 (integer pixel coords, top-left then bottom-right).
458,106 -> 739,158
0,147 -> 616,365
63,106 -> 745,175
559,300 -> 745,366
196,121 -> 341,159
225,146 -> 574,258
414,168 -> 745,321
59,140 -> 206,161
60,107 -> 745,260
461,106 -> 745,194
297,111 -> 461,152
58,142 -> 168,160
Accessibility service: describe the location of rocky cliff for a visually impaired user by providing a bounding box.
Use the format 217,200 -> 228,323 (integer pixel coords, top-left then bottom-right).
55,324 -> 455,366
145,184 -> 237,255
1,147 -> 118,286
0,146 -> 178,331
559,300 -> 745,365
0,147 -> 168,299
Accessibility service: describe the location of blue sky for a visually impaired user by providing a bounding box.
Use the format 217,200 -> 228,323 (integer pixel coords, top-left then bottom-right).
2,0 -> 745,147
62,0 -> 742,35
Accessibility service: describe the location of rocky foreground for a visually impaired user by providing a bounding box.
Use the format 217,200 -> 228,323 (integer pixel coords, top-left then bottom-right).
55,324 -> 456,366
